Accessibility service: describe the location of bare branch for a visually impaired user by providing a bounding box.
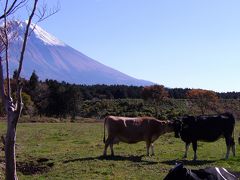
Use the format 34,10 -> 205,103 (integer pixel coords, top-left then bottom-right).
0,0 -> 27,20
0,0 -> 17,20
28,2 -> 60,35
0,21 -> 19,54
16,0 -> 41,116
16,0 -> 38,83
0,57 -> 6,107
3,0 -> 9,14
3,0 -> 11,99
6,0 -> 28,16
15,82 -> 23,126
36,2 -> 60,22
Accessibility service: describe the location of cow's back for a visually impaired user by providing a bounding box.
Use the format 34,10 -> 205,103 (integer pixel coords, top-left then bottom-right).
181,113 -> 235,142
105,116 -> 156,143
195,116 -> 227,141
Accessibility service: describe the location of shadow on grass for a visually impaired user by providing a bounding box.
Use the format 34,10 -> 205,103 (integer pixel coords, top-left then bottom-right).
161,159 -> 216,166
63,155 -> 157,165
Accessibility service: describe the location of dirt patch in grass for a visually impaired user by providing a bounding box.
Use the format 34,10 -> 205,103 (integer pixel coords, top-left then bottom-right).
17,158 -> 54,175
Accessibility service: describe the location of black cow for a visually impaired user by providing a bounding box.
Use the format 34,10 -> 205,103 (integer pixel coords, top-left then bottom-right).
164,163 -> 238,180
173,112 -> 236,160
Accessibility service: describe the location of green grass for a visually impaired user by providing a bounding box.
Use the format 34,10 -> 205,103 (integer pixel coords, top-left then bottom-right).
0,121 -> 239,179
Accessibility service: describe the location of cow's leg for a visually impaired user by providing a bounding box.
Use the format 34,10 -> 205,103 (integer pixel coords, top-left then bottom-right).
146,141 -> 151,156
192,141 -> 197,161
232,144 -> 236,157
103,144 -> 108,156
183,142 -> 190,159
225,136 -> 231,159
150,143 -> 155,156
231,137 -> 236,157
110,143 -> 114,156
103,143 -> 109,156
225,146 -> 230,159
103,136 -> 114,156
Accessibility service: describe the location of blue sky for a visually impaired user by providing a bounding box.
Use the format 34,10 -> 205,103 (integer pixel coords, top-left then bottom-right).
39,0 -> 240,92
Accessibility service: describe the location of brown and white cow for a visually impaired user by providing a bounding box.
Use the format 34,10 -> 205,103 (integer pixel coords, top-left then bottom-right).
103,116 -> 174,156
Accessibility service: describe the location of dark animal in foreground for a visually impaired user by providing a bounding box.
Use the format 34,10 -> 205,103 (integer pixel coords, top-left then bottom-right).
173,112 -> 235,160
164,163 -> 239,180
103,116 -> 174,156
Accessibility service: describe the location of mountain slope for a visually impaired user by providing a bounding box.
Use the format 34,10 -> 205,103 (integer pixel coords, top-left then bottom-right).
8,21 -> 153,86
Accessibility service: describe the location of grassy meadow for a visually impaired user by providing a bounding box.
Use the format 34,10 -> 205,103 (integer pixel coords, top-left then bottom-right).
0,120 -> 239,179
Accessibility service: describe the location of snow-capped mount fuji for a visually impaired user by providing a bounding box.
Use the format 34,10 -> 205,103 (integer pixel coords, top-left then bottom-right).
8,21 -> 153,86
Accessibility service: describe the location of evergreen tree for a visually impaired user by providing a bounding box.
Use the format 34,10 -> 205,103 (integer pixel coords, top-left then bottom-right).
29,70 -> 39,91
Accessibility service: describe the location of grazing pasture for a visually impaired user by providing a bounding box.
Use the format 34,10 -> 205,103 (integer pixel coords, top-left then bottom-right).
0,120 -> 239,179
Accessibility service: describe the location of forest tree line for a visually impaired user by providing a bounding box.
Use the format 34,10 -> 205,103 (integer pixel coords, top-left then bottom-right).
1,71 -> 239,120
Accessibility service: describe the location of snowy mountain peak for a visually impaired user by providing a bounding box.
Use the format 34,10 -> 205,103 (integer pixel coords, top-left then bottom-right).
30,23 -> 66,46
12,20 -> 66,46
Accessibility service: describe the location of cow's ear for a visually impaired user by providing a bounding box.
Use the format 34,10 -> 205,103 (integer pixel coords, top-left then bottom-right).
172,163 -> 184,171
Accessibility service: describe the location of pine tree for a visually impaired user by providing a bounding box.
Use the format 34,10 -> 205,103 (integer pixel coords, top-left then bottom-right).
29,70 -> 39,91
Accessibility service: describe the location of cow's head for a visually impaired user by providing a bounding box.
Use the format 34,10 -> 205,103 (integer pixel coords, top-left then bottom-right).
163,120 -> 175,132
164,163 -> 188,180
173,119 -> 182,138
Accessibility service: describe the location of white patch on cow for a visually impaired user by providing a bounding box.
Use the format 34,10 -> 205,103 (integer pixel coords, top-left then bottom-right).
123,119 -> 127,127
215,167 -> 227,180
222,168 -> 236,178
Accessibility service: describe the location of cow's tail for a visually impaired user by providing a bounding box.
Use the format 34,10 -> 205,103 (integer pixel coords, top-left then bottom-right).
227,112 -> 236,146
103,117 -> 107,143
222,112 -> 236,146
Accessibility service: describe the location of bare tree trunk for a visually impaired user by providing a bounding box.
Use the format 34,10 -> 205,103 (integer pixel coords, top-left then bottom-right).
4,95 -> 23,180
0,60 -> 20,179
5,113 -> 17,180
